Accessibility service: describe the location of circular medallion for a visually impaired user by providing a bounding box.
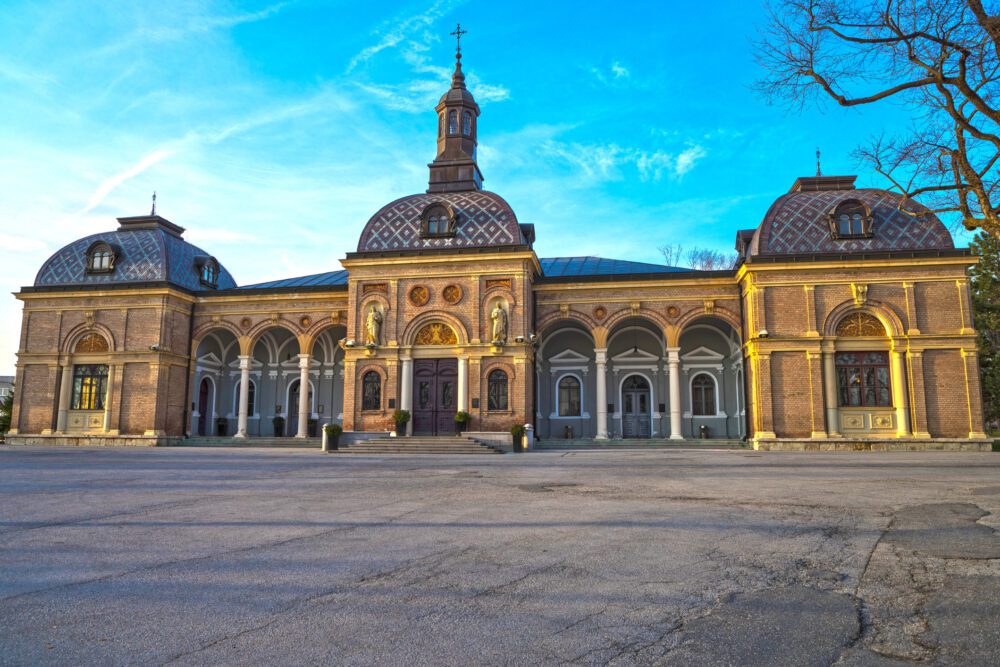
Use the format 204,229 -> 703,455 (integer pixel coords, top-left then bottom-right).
442,284 -> 463,305
408,286 -> 430,307
300,316 -> 311,328
240,317 -> 252,330
666,306 -> 680,320
593,306 -> 607,320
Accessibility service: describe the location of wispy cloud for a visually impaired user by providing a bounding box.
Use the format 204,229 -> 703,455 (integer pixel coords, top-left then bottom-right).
589,61 -> 639,87
94,2 -> 292,58
540,140 -> 707,182
346,1 -> 457,73
72,148 -> 177,219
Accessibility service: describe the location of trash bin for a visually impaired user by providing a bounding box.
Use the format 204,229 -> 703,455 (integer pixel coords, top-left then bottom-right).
699,424 -> 710,439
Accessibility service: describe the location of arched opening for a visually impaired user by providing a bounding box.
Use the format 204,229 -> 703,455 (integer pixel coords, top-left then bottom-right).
62,331 -> 113,434
537,322 -> 594,439
678,316 -> 743,439
192,327 -> 240,437
607,316 -> 664,438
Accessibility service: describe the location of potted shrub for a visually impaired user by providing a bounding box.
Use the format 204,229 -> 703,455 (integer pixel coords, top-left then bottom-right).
215,417 -> 228,437
307,418 -> 318,437
324,423 -> 343,451
510,424 -> 526,452
392,409 -> 411,436
272,415 -> 286,437
454,410 -> 471,435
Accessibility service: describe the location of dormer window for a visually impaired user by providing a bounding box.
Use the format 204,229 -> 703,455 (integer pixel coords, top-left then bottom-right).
420,202 -> 457,238
86,242 -> 116,273
195,257 -> 219,288
448,110 -> 458,135
462,111 -> 472,137
828,199 -> 874,239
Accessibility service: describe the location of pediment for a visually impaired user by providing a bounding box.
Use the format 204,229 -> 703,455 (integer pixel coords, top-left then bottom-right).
197,352 -> 224,367
611,348 -> 660,363
227,357 -> 265,369
681,346 -> 726,362
278,357 -> 321,369
549,349 -> 591,364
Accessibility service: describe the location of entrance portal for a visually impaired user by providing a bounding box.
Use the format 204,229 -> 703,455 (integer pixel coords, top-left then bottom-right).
412,359 -> 458,435
622,375 -> 651,438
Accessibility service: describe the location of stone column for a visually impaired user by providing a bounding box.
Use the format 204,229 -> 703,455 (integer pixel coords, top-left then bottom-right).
667,347 -> 683,440
906,351 -> 931,438
102,364 -> 115,432
457,356 -> 469,412
56,364 -> 73,433
296,354 -> 310,438
822,350 -> 840,437
595,348 -> 608,440
400,356 -> 413,436
890,348 -> 911,437
235,355 -> 251,439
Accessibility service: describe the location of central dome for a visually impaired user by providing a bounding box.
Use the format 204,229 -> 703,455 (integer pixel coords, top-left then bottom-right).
356,190 -> 528,252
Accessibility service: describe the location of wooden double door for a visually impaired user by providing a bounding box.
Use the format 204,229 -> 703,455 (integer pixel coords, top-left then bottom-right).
412,359 -> 457,436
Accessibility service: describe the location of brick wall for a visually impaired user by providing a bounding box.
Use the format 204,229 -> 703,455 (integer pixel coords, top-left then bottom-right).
923,349 -> 968,437
770,352 -> 812,438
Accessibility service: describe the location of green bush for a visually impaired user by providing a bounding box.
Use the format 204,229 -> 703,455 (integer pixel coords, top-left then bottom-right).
392,409 -> 411,425
454,411 -> 471,424
324,423 -> 343,437
510,424 -> 526,441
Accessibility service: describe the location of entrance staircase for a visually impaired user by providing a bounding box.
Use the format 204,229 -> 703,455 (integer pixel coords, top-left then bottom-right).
337,436 -> 502,455
180,436 -> 320,448
534,438 -> 745,451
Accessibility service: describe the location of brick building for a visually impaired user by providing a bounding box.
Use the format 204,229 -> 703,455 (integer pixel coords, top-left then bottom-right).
6,49 -> 990,451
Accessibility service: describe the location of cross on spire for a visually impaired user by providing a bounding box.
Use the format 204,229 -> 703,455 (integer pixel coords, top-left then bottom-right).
450,23 -> 467,54
815,147 -> 822,176
151,191 -> 157,216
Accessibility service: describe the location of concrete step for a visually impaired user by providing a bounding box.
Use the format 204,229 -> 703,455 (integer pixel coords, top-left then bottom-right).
534,438 -> 745,450
338,437 -> 501,454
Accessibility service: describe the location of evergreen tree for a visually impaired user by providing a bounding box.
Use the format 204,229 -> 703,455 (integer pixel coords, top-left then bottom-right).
0,387 -> 13,435
970,232 -> 1000,429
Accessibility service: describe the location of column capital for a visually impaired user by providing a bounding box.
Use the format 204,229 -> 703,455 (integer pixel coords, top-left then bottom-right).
666,347 -> 681,363
238,355 -> 251,370
594,348 -> 608,364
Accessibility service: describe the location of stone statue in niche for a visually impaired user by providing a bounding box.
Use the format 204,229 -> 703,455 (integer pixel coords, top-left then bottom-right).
365,305 -> 382,346
491,302 -> 508,344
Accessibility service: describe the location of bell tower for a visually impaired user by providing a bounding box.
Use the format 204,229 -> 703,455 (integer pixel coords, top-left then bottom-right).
428,24 -> 483,193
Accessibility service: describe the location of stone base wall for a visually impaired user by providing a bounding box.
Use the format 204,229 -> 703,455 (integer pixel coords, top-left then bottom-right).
5,435 -> 183,447
753,438 -> 992,452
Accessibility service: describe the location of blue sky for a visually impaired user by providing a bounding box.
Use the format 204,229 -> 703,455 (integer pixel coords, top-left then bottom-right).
0,0 -> 972,374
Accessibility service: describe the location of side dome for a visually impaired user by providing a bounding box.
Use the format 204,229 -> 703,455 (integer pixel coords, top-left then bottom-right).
748,176 -> 954,257
34,215 -> 236,291
357,190 -> 529,252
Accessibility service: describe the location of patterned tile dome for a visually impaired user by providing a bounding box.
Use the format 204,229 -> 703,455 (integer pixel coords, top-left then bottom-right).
34,215 -> 236,291
748,176 -> 954,257
357,190 -> 529,253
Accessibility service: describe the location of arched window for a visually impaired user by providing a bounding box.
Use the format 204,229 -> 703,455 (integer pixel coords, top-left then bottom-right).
362,371 -> 381,411
71,364 -> 108,411
421,203 -> 454,238
462,111 -> 472,137
75,333 -> 109,354
448,110 -> 458,135
87,243 -> 115,273
200,259 -> 219,288
557,375 -> 581,417
234,379 -> 256,417
691,374 -> 716,416
829,199 -> 873,239
487,369 -> 508,411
